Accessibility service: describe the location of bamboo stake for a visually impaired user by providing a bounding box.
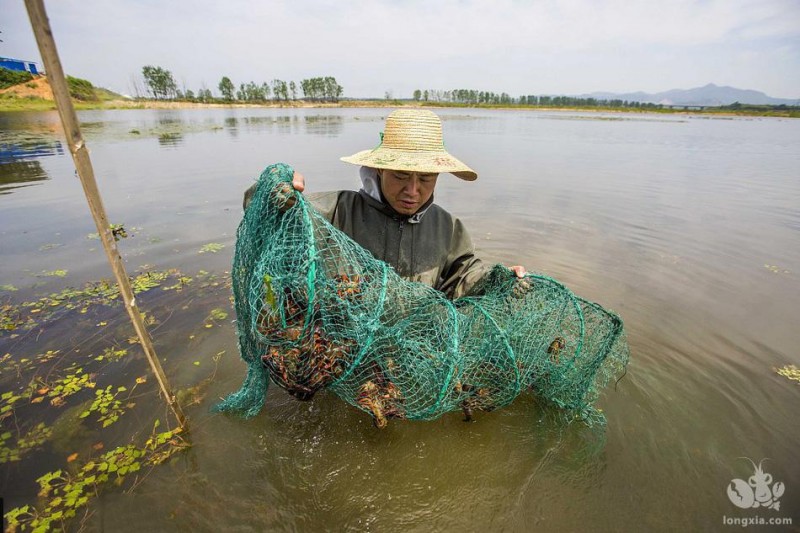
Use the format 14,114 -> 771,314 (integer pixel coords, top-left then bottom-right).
24,0 -> 186,428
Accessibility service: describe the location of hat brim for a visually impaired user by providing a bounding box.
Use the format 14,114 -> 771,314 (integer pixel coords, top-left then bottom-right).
340,147 -> 477,181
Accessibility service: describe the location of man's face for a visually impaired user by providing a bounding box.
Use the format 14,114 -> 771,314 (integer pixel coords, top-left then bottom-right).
379,169 -> 439,216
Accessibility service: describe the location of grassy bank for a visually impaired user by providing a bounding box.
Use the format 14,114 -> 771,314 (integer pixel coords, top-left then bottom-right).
2,93 -> 798,118
0,94 -> 127,112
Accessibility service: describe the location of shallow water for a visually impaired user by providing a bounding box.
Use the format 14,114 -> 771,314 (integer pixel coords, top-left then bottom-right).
1,107 -> 798,531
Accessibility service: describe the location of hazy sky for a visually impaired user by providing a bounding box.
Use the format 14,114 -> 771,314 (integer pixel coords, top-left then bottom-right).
3,0 -> 799,99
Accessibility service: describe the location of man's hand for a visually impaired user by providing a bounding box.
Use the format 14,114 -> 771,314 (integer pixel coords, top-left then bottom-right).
271,171 -> 306,212
509,265 -> 530,298
292,171 -> 305,192
509,265 -> 526,278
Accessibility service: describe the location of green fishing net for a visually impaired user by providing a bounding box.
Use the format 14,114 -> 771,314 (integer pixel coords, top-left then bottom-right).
215,163 -> 629,427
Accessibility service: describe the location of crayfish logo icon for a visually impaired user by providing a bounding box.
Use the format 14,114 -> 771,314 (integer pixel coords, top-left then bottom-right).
727,458 -> 785,511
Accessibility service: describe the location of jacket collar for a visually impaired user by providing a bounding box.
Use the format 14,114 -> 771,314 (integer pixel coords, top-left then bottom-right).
358,166 -> 433,224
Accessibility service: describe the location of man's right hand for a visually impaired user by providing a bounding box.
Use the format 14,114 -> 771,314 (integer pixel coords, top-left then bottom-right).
272,171 -> 305,212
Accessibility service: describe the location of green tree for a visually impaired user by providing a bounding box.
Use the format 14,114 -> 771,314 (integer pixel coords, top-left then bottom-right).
197,87 -> 213,102
289,81 -> 297,100
299,76 -> 343,102
413,89 -> 421,101
141,65 -> 177,99
271,79 -> 288,101
218,76 -> 235,101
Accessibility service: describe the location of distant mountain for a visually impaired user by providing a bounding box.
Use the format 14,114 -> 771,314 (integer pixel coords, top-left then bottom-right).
578,83 -> 799,106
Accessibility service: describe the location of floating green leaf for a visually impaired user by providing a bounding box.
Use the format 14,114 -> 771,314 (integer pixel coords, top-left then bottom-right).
110,223 -> 128,241
199,242 -> 224,254
764,264 -> 790,274
94,346 -> 127,363
208,308 -> 228,321
163,276 -> 193,291
1,422 -> 53,464
40,270 -> 68,278
775,364 -> 800,384
45,368 -> 96,406
79,385 -> 129,428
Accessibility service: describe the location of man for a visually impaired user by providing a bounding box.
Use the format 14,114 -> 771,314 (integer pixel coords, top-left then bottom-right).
245,109 -> 524,299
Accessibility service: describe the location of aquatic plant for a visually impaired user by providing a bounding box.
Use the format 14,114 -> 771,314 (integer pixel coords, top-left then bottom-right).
110,223 -> 128,241
0,270 -> 181,335
199,242 -> 224,254
775,364 -> 800,384
79,385 -> 131,428
43,368 -> 96,406
1,422 -> 53,464
4,422 -> 189,532
94,346 -> 128,363
1,267 -> 232,530
39,270 -> 68,278
162,275 -> 193,291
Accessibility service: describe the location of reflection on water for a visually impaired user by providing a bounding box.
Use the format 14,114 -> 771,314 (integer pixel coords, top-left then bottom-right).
0,136 -> 63,162
0,128 -> 62,194
0,160 -> 49,194
221,114 -> 345,137
79,120 -> 108,134
157,116 -> 183,126
157,131 -> 184,147
0,107 -> 798,531
224,116 -> 238,138
304,114 -> 343,135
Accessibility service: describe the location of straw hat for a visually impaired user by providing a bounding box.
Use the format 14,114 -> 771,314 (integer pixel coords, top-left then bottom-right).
340,109 -> 477,181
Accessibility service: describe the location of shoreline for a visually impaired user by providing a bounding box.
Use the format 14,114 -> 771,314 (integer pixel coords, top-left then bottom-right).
1,96 -> 797,118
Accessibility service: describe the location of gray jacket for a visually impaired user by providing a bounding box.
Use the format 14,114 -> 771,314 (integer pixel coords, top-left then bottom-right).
243,179 -> 488,300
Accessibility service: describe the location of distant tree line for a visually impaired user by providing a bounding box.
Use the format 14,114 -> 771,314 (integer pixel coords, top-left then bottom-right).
137,65 -> 343,104
518,95 -> 663,108
218,76 -> 343,103
413,88 -> 667,108
300,77 -> 344,102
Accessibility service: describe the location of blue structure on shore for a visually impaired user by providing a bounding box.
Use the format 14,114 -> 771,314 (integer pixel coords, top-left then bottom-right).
0,57 -> 40,75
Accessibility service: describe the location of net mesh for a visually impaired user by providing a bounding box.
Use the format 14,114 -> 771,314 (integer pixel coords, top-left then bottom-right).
216,163 -> 630,426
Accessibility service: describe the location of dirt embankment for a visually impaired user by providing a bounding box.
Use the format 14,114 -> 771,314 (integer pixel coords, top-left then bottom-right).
0,76 -> 54,99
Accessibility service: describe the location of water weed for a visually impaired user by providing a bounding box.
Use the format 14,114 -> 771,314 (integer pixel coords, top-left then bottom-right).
199,242 -> 224,254
1,268 -> 233,530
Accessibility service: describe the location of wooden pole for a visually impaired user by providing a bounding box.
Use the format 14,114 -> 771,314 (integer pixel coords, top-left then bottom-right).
24,0 -> 186,428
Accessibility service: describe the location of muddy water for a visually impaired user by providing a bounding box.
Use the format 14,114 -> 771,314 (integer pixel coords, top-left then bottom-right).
1,108 -> 798,531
